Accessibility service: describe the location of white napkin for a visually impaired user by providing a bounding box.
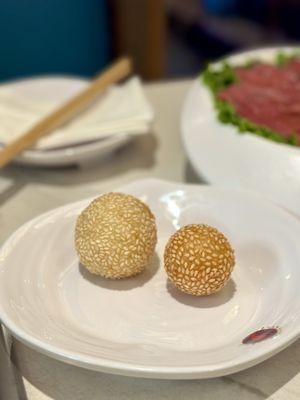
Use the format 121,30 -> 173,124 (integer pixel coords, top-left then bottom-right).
0,77 -> 154,150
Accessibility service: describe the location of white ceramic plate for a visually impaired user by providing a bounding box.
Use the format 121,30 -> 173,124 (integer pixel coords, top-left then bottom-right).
0,77 -> 129,167
181,46 -> 300,217
1,178 -> 300,379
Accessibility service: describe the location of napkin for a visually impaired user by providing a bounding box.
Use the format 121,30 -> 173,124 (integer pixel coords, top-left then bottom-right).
0,77 -> 154,150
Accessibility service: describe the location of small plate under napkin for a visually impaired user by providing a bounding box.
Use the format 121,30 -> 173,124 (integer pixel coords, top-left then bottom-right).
0,76 -> 153,166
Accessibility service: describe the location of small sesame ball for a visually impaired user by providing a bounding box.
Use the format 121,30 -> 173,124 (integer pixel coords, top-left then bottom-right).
75,193 -> 157,279
164,224 -> 235,296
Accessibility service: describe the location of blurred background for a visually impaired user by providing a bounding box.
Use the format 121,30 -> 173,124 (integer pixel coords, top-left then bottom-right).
0,0 -> 299,82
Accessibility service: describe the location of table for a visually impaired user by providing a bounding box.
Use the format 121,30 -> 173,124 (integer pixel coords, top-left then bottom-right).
0,80 -> 299,400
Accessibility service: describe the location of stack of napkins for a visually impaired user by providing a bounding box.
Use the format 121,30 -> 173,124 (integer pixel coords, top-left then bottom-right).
0,77 -> 154,150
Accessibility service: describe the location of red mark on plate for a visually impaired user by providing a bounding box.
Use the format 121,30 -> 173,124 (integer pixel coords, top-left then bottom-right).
242,327 -> 279,344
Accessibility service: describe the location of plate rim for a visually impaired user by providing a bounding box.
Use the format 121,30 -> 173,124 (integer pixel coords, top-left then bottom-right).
1,178 -> 300,379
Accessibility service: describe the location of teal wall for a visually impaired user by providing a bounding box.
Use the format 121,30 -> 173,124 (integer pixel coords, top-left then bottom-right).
0,0 -> 110,81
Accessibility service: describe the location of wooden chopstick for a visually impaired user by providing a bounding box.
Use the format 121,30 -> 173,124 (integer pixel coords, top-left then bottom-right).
0,57 -> 132,168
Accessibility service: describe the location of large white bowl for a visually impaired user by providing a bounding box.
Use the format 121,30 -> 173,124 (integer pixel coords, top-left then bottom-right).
0,178 -> 300,379
181,46 -> 300,217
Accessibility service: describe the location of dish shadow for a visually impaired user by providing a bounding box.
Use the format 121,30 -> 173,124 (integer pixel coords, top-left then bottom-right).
79,252 -> 160,291
184,159 -> 208,184
166,278 -> 236,308
0,178 -> 26,208
0,132 -> 157,208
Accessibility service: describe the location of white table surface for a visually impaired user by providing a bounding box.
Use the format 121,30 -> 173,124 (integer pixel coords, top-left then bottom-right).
0,80 -> 299,400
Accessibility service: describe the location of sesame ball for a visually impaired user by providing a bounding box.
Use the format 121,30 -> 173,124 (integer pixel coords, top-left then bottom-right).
75,192 -> 157,279
164,224 -> 235,296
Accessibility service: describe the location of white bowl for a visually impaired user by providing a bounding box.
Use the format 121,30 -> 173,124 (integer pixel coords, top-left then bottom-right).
0,178 -> 300,379
181,46 -> 300,217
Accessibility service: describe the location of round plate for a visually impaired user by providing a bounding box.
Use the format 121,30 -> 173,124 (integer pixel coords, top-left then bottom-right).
181,46 -> 300,217
0,77 -> 129,167
1,178 -> 300,379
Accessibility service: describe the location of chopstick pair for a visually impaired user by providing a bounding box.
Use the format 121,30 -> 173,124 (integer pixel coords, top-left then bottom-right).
0,57 -> 132,168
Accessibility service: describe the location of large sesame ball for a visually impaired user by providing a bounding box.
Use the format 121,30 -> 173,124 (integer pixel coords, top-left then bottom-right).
164,224 -> 235,296
75,192 -> 157,279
